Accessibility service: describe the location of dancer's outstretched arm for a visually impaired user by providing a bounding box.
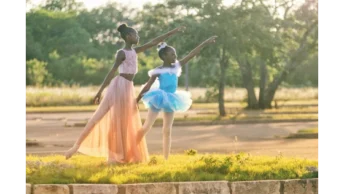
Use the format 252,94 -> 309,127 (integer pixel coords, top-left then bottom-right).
135,26 -> 185,53
136,75 -> 159,103
94,50 -> 125,104
179,36 -> 217,66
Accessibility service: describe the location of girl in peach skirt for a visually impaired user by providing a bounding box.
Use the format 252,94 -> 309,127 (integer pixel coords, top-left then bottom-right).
64,24 -> 185,164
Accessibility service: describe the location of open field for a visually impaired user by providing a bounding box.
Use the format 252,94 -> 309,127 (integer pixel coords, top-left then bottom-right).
26,86 -> 318,107
25,104 -> 319,114
286,128 -> 318,139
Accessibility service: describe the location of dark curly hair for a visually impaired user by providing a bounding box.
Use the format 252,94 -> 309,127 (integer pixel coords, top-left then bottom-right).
157,42 -> 174,60
117,23 -> 136,40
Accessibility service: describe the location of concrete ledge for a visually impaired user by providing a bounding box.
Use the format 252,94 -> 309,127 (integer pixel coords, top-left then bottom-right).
118,182 -> 176,194
69,184 -> 118,194
178,181 -> 230,194
26,178 -> 318,194
26,184 -> 31,194
33,184 -> 69,194
230,180 -> 280,194
282,178 -> 318,194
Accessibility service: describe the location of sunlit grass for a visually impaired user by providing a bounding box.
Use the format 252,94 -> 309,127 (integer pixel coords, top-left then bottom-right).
286,128 -> 318,139
263,107 -> 318,113
26,153 -> 317,184
26,102 -> 318,114
26,86 -> 318,107
26,105 -> 99,113
64,113 -> 318,127
297,128 -> 318,134
169,114 -> 318,122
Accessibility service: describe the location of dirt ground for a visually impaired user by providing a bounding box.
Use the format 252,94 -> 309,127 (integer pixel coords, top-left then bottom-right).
26,114 -> 318,160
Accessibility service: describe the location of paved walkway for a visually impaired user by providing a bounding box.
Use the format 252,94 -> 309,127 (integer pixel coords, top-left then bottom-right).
26,110 -> 212,121
26,115 -> 318,159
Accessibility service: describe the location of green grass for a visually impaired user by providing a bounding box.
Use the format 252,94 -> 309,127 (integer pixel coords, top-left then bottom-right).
263,107 -> 318,113
169,114 -> 318,123
66,113 -> 318,127
26,139 -> 39,146
26,153 -> 317,184
25,103 -> 246,113
26,101 -> 318,114
26,105 -> 99,113
26,86 -> 318,107
286,128 -> 318,139
297,128 -> 318,134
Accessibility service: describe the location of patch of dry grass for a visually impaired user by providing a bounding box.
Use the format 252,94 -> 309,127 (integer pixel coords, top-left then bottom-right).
26,86 -> 318,107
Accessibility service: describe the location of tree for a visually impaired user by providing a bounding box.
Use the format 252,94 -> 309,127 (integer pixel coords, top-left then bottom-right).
26,59 -> 50,86
163,0 -> 317,112
43,0 -> 84,12
76,2 -> 136,59
26,27 -> 44,61
164,0 -> 236,115
25,0 -> 317,99
254,0 -> 318,108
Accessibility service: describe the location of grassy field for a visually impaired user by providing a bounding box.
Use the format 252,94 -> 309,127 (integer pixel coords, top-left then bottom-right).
65,113 -> 318,127
297,128 -> 318,134
26,153 -> 317,184
26,86 -> 318,107
26,86 -> 318,124
286,128 -> 318,139
26,101 -> 318,113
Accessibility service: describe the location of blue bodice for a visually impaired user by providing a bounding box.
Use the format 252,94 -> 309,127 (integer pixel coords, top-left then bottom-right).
158,73 -> 178,93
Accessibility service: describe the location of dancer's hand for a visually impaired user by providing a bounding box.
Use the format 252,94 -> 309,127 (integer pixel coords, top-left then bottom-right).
94,92 -> 101,104
204,36 -> 217,44
136,99 -> 140,110
133,100 -> 140,112
65,144 -> 80,160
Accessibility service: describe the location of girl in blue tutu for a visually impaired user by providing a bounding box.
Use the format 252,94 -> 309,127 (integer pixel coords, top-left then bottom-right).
136,36 -> 217,160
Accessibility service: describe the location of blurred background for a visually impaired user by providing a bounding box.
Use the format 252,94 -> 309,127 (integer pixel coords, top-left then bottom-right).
26,0 -> 318,159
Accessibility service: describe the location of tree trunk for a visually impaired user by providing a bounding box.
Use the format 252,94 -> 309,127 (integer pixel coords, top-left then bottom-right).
185,63 -> 189,91
264,68 -> 289,108
218,64 -> 226,116
218,47 -> 228,116
238,58 -> 258,109
264,21 -> 317,108
258,60 -> 267,109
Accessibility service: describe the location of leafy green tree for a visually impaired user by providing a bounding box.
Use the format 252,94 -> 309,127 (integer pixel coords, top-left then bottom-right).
26,59 -> 50,86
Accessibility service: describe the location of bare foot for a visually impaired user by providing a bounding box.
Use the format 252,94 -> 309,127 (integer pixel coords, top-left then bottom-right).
65,144 -> 79,160
107,160 -> 118,165
107,158 -> 123,165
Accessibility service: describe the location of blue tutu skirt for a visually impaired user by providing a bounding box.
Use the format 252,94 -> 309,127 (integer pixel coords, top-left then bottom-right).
142,89 -> 192,112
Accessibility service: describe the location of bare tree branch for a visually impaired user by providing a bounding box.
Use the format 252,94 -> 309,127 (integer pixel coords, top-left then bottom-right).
258,0 -> 271,15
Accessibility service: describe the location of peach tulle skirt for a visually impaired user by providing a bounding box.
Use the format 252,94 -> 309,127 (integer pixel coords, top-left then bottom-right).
78,75 -> 149,163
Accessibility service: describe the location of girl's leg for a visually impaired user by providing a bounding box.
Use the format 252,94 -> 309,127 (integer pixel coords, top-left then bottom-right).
162,111 -> 175,160
65,101 -> 110,159
137,108 -> 159,143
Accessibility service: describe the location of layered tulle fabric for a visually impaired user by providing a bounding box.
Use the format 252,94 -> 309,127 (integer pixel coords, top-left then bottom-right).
142,61 -> 192,113
142,88 -> 192,112
78,75 -> 149,163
